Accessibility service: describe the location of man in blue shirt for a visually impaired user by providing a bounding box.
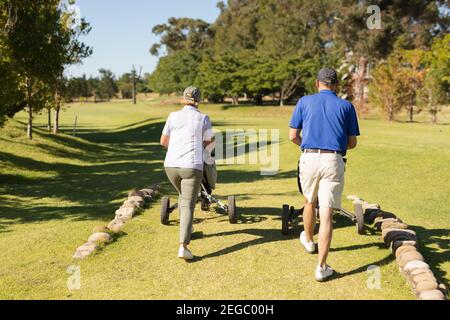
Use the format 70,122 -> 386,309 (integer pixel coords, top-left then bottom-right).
289,68 -> 360,282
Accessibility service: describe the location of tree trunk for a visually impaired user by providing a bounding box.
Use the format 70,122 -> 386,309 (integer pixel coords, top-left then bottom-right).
254,94 -> 263,106
280,90 -> 285,107
26,78 -> 33,140
47,109 -> 52,131
231,96 -> 239,105
27,106 -> 33,139
408,106 -> 414,122
53,104 -> 60,134
354,56 -> 368,116
280,74 -> 301,107
132,80 -> 137,105
431,110 -> 437,124
387,107 -> 394,122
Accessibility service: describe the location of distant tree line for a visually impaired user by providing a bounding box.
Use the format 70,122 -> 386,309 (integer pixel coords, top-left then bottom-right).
66,67 -> 149,103
148,0 -> 449,122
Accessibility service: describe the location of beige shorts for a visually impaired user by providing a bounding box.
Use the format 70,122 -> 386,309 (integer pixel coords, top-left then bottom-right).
299,152 -> 345,209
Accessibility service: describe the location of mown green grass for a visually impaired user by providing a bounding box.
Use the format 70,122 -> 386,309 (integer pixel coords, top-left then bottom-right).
0,98 -> 449,300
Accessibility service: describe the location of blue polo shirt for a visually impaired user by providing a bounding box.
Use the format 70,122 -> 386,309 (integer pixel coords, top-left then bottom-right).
289,90 -> 360,156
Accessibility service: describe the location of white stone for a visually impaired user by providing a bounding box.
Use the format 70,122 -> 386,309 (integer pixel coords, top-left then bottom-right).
403,260 -> 430,273
88,232 -> 113,244
73,242 -> 98,259
125,198 -> 144,210
128,195 -> 144,203
107,219 -> 125,233
419,290 -> 445,300
115,207 -> 135,221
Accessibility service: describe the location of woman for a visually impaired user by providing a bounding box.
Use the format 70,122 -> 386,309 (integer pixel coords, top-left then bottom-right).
160,86 -> 214,260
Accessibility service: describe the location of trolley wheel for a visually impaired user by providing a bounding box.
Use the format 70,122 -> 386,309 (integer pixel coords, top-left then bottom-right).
200,197 -> 210,211
282,205 -> 290,235
160,197 -> 170,225
228,196 -> 237,224
355,203 -> 365,235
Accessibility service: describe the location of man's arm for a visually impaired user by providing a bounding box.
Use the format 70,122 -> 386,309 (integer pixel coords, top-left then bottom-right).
160,135 -> 170,149
347,136 -> 357,150
289,128 -> 302,146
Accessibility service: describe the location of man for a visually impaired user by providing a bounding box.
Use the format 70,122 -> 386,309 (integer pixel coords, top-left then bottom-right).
289,68 -> 360,282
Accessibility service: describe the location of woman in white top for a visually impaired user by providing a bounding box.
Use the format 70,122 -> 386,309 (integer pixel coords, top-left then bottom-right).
160,87 -> 214,260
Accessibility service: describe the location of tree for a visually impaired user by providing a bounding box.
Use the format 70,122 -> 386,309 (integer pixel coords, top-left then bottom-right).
196,51 -> 248,104
150,18 -> 213,56
0,2 -> 26,127
96,69 -> 118,101
401,49 -> 426,122
418,70 -> 445,123
417,34 -> 450,123
330,0 -> 449,115
271,57 -> 321,106
369,52 -> 410,121
66,75 -> 91,101
51,1 -> 92,134
213,0 -> 262,53
117,73 -> 133,99
424,33 -> 450,99
1,0 -> 91,137
0,52 -> 25,128
5,0 -> 62,139
149,50 -> 202,95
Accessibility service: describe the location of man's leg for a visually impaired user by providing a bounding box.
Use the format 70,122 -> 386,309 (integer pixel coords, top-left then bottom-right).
318,207 -> 334,268
316,153 -> 345,270
303,201 -> 316,242
299,153 -> 319,245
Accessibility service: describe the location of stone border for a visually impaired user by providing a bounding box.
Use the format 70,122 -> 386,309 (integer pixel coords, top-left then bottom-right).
73,184 -> 160,259
347,195 -> 448,300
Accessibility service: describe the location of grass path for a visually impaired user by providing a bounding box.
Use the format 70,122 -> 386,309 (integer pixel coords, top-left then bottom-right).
0,99 -> 449,299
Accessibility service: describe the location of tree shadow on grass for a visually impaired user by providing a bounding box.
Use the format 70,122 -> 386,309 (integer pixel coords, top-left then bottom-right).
410,225 -> 449,288
193,214 -> 363,262
0,121 -> 167,230
194,228 -> 296,261
217,168 -> 297,185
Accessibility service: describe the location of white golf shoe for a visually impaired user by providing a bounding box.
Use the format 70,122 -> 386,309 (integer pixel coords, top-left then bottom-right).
178,246 -> 194,260
300,231 -> 316,254
315,265 -> 334,282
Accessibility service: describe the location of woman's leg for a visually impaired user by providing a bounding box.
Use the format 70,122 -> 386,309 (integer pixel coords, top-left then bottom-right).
165,167 -> 183,240
178,168 -> 203,245
164,167 -> 182,195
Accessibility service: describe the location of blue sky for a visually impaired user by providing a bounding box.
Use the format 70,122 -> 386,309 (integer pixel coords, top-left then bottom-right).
66,0 -> 220,78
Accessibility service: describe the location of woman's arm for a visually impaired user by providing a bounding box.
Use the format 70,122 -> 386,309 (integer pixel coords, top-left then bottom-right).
160,134 -> 170,149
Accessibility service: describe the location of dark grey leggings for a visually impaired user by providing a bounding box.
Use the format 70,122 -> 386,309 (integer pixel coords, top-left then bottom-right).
164,167 -> 203,245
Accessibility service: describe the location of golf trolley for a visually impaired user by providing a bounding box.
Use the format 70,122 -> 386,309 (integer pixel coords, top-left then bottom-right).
281,160 -> 365,235
161,165 -> 238,225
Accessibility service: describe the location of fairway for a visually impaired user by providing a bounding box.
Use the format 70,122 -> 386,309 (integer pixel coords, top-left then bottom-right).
0,98 -> 449,300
